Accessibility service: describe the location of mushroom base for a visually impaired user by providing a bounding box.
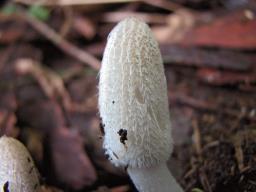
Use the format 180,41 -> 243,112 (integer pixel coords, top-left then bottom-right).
127,163 -> 183,192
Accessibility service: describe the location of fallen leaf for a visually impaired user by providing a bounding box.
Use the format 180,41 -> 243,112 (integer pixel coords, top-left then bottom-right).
182,9 -> 256,49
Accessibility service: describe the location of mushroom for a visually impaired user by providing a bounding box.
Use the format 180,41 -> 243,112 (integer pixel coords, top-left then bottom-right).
0,136 -> 40,192
99,18 -> 183,192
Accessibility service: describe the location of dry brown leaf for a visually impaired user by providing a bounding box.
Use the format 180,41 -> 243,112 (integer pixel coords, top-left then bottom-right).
182,9 -> 256,49
14,0 -> 139,6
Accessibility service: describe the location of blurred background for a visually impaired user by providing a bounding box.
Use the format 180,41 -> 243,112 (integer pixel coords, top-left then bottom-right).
0,0 -> 256,192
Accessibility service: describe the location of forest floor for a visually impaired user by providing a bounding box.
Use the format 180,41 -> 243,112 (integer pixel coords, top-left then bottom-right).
0,0 -> 255,192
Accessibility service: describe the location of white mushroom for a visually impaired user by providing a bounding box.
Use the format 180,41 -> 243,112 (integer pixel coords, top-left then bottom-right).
0,136 -> 40,192
99,17 -> 183,192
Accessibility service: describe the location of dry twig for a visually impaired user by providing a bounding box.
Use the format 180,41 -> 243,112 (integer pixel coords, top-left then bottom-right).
14,0 -> 139,6
15,59 -> 96,112
199,170 -> 213,192
192,119 -> 202,156
101,12 -> 167,24
169,92 -> 256,122
17,10 -> 100,70
59,6 -> 73,37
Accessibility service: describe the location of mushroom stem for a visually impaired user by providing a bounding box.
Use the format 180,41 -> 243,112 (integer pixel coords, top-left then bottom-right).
127,163 -> 183,192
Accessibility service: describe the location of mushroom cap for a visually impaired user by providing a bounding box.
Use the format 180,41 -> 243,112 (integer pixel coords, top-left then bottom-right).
99,17 -> 172,168
0,136 -> 40,192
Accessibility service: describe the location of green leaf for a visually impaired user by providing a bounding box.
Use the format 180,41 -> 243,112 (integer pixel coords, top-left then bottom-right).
192,188 -> 204,192
28,5 -> 50,21
1,4 -> 17,15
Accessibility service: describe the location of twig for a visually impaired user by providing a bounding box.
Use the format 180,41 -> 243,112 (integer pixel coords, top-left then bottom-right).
169,92 -> 256,122
59,6 -> 73,37
141,0 -> 184,12
160,45 -> 252,71
111,185 -> 130,192
18,10 -> 100,70
192,119 -> 202,157
169,92 -> 217,111
197,68 -> 256,86
101,12 -> 168,24
14,0 -> 188,13
73,15 -> 96,40
199,169 -> 213,192
201,140 -> 220,153
14,0 -> 139,6
235,143 -> 244,171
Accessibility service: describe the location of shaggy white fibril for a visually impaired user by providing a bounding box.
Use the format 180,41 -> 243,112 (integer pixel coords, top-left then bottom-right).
99,17 -> 172,169
0,136 -> 40,192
